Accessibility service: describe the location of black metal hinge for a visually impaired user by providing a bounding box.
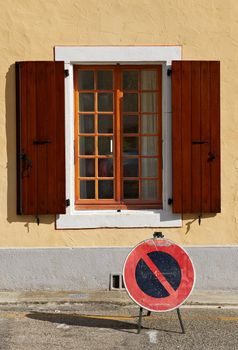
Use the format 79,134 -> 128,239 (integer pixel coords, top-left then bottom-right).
66,199 -> 70,207
167,68 -> 172,76
64,69 -> 69,77
168,198 -> 173,205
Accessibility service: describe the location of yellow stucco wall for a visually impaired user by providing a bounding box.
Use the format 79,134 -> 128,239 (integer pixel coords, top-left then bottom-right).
1,0 -> 238,247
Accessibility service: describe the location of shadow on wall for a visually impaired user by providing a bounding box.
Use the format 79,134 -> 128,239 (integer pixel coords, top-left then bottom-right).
5,64 -> 54,226
183,213 -> 217,235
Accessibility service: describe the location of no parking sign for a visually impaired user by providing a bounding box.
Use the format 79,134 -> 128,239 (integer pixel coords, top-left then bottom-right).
123,238 -> 195,312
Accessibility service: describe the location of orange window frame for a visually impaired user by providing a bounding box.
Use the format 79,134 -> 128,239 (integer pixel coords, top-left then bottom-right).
74,65 -> 162,210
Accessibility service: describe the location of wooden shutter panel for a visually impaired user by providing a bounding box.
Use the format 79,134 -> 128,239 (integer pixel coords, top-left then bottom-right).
16,61 -> 66,214
172,61 -> 220,214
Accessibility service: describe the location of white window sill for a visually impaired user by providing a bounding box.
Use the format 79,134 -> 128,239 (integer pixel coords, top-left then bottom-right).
56,209 -> 182,229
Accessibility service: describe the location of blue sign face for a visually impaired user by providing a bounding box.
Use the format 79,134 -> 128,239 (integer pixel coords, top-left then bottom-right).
135,251 -> 182,298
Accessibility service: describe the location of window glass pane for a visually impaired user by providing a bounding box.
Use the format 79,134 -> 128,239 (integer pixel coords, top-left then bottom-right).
122,71 -> 138,90
141,136 -> 158,156
124,180 -> 139,199
99,180 -> 113,199
98,93 -> 113,111
141,158 -> 158,177
79,136 -> 95,155
141,180 -> 157,200
98,115 -> 113,133
123,116 -> 138,133
98,136 -> 113,155
98,159 -> 113,177
97,71 -> 113,90
141,115 -> 157,134
80,159 -> 95,177
123,158 -> 138,177
78,70 -> 94,90
141,92 -> 157,113
79,114 -> 94,133
141,70 -> 157,90
80,180 -> 95,199
79,93 -> 94,111
123,93 -> 138,112
123,137 -> 138,155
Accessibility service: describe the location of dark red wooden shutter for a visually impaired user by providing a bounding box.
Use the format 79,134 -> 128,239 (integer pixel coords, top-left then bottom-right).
172,61 -> 220,213
16,61 -> 66,214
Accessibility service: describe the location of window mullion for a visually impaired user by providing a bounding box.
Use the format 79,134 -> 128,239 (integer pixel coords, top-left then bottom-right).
95,70 -> 99,200
115,65 -> 121,203
138,70 -> 142,200
74,67 -> 80,202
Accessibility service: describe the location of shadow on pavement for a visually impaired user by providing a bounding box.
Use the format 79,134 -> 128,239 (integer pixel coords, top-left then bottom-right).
26,312 -> 141,333
26,311 -> 183,334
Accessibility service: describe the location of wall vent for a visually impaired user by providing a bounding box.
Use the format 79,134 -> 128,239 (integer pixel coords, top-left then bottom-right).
110,273 -> 125,290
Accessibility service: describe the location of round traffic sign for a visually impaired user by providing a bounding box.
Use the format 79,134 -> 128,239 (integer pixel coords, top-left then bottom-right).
123,238 -> 195,312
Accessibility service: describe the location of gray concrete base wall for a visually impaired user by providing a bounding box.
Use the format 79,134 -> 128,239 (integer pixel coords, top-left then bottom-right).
0,247 -> 237,291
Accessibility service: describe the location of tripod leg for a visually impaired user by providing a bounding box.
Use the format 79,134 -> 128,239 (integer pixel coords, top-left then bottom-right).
137,307 -> 143,334
177,308 -> 185,334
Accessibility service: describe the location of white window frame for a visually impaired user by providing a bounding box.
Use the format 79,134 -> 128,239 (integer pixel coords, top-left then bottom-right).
55,46 -> 182,228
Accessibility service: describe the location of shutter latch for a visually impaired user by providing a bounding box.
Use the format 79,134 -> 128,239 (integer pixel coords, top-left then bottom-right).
192,140 -> 209,145
64,69 -> 69,77
33,140 -> 51,145
66,199 -> 70,207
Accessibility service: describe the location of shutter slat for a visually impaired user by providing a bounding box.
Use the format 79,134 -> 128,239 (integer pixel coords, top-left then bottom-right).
172,60 -> 220,214
181,62 -> 192,212
16,61 -> 66,215
210,61 -> 221,212
25,62 -> 37,214
45,63 -> 56,213
200,62 -> 211,212
191,62 -> 201,212
17,62 -> 27,214
55,62 -> 66,213
36,62 -> 49,213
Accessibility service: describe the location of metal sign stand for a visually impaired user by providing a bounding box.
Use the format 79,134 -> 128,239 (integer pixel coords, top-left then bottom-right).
137,306 -> 185,334
137,232 -> 186,335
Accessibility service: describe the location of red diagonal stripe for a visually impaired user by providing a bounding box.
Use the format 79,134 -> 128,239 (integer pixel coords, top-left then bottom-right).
142,254 -> 176,296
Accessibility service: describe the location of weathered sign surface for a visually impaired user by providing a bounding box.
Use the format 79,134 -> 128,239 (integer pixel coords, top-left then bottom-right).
123,238 -> 195,312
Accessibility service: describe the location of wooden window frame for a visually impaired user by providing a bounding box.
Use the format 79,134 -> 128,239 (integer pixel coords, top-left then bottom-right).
74,64 -> 162,210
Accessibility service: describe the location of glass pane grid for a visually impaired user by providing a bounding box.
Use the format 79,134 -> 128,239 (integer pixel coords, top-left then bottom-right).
76,66 -> 161,204
122,68 -> 160,201
77,68 -> 115,200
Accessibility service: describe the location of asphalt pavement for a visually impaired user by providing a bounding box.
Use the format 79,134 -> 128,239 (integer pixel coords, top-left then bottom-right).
0,291 -> 237,349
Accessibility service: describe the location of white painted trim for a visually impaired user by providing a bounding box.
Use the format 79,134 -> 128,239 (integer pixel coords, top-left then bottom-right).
55,46 -> 182,229
57,209 -> 182,229
55,45 -> 182,65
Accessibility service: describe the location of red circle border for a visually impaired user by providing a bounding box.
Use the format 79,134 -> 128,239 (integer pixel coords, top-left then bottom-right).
123,239 -> 195,312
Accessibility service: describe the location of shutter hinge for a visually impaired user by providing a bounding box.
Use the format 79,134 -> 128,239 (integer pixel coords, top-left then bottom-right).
167,68 -> 172,77
66,199 -> 70,207
168,198 -> 173,205
64,69 -> 69,78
